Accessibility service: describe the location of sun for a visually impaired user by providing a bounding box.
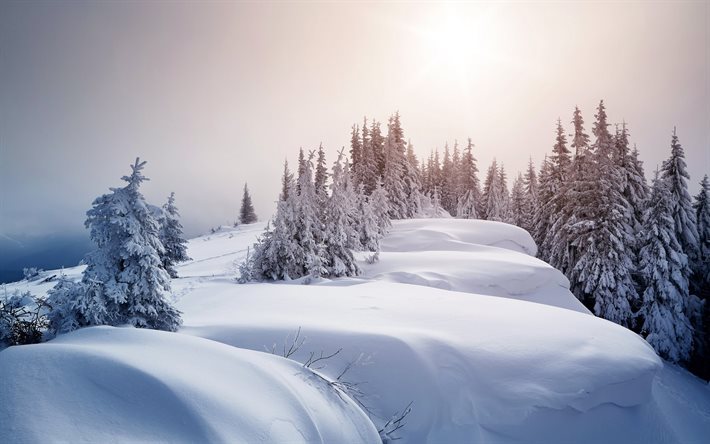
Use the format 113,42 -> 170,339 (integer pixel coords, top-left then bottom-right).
405,5 -> 505,92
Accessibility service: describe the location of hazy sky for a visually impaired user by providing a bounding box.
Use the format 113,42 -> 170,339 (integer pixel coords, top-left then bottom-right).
1,1 -> 708,242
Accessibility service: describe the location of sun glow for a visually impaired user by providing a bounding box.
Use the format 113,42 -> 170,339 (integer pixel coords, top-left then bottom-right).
404,5 -> 507,94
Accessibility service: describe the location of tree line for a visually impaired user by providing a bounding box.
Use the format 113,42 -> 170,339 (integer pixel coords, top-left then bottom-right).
241,104 -> 709,378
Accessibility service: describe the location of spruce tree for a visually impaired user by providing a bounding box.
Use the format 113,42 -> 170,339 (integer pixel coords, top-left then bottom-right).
456,138 -> 480,219
570,101 -> 638,326
694,174 -> 710,296
639,176 -> 693,363
383,113 -> 409,219
509,173 -> 526,228
323,151 -> 360,277
660,127 -> 700,289
521,157 -> 538,234
350,124 -> 362,187
404,140 -> 423,217
280,159 -> 294,202
160,192 -> 191,278
239,183 -> 258,224
49,158 -> 182,333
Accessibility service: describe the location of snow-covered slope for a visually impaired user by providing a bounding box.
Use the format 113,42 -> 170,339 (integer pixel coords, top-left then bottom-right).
363,218 -> 588,313
2,219 -> 709,443
0,326 -> 380,443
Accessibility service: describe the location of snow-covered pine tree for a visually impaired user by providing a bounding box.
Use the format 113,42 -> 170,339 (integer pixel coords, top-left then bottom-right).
639,176 -> 693,363
660,127 -> 700,291
350,124 -> 362,187
160,192 -> 191,278
295,151 -> 327,280
613,123 -> 649,233
313,143 -> 329,225
297,148 -> 306,195
538,119 -> 572,262
370,179 -> 392,237
451,141 -> 462,210
441,143 -> 456,215
692,174 -> 710,377
520,157 -> 538,234
498,164 -> 512,223
323,150 -> 360,277
532,155 -> 553,256
239,183 -> 258,224
482,159 -> 507,221
48,158 -> 182,334
404,140 -> 423,217
545,107 -> 593,277
360,117 -> 379,195
314,143 -> 329,199
370,119 -> 386,180
456,138 -> 480,219
569,101 -> 639,326
246,168 -> 300,281
355,184 -> 381,252
383,113 -> 409,219
694,174 -> 710,296
280,159 -> 295,202
509,173 -> 526,228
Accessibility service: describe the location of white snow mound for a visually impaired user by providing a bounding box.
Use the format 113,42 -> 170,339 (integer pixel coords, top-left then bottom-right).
364,218 -> 588,313
0,326 -> 380,444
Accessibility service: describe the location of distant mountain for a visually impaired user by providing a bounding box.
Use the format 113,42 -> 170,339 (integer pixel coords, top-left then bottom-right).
0,232 -> 92,283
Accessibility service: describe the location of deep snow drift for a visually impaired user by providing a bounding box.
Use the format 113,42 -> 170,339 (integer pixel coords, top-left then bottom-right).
2,219 -> 709,443
0,326 -> 379,443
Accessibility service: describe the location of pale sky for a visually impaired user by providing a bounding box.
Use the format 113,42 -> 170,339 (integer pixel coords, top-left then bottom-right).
1,1 -> 708,242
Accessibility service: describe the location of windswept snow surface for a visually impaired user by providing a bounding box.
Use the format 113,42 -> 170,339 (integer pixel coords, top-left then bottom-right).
2,219 -> 709,443
363,219 -> 588,313
0,326 -> 380,443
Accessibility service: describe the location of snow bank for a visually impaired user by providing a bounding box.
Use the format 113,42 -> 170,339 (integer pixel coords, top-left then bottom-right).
365,218 -> 588,313
382,218 -> 538,256
0,326 -> 380,443
178,281 -> 663,442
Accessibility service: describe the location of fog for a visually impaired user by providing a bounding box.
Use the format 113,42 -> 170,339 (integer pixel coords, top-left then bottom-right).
1,2 -> 708,274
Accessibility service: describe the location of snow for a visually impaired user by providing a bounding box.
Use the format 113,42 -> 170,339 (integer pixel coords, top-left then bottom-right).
2,218 -> 709,443
362,218 -> 588,313
0,326 -> 379,443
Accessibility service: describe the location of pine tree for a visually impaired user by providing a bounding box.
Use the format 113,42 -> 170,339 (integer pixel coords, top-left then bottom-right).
520,157 -> 538,233
295,151 -> 327,279
160,192 -> 191,278
355,184 -> 381,252
498,164 -> 512,223
614,123 -> 649,233
694,174 -> 710,296
691,174 -> 710,376
441,143 -> 456,214
404,140 -> 423,217
239,183 -> 258,224
370,180 -> 392,236
370,119 -> 386,180
360,117 -> 378,195
323,151 -> 360,277
569,101 -> 638,326
314,143 -> 329,198
538,119 -> 572,260
383,113 -> 409,219
545,107 -> 593,277
660,127 -> 700,289
280,159 -> 295,202
48,158 -> 182,333
639,176 -> 693,363
350,124 -> 362,186
456,139 -> 480,219
509,173 -> 526,228
533,156 -> 553,255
